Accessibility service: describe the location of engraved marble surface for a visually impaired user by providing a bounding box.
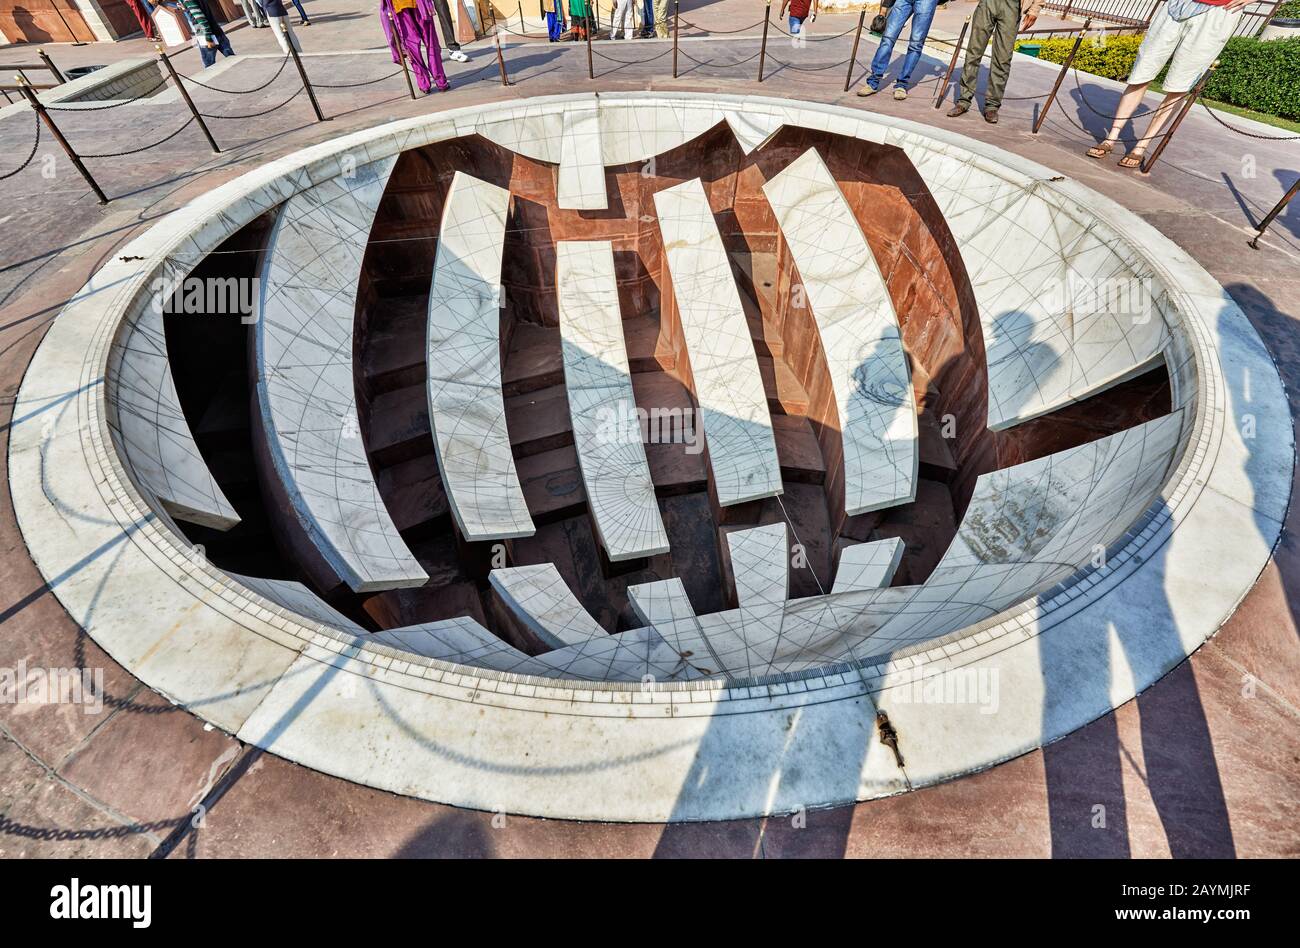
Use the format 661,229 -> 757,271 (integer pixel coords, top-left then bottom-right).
557,103 -> 608,211
655,178 -> 782,506
831,537 -> 905,593
556,240 -> 670,560
763,147 -> 919,516
255,156 -> 426,592
489,563 -> 609,650
426,171 -> 535,542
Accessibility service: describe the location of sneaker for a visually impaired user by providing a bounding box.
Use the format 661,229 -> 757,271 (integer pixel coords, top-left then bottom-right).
856,84 -> 878,97
893,86 -> 907,101
301,19 -> 310,26
983,107 -> 999,124
946,102 -> 970,117
450,49 -> 469,63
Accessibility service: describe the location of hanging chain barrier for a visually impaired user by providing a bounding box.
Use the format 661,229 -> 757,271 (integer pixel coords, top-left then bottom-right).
0,108 -> 40,181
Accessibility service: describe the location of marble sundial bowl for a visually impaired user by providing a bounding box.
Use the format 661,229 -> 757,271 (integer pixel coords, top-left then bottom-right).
9,93 -> 1290,822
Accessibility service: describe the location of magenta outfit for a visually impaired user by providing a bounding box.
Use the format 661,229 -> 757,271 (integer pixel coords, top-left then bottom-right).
380,0 -> 448,93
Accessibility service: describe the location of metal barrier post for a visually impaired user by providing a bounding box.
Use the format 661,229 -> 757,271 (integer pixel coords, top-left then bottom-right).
758,0 -> 771,83
933,15 -> 969,109
495,31 -> 512,86
16,76 -> 107,204
673,0 -> 681,77
37,49 -> 66,84
387,10 -> 419,99
1033,17 -> 1090,133
844,11 -> 865,93
283,22 -> 326,121
586,4 -> 595,78
157,45 -> 220,153
1140,61 -> 1216,174
1248,178 -> 1299,249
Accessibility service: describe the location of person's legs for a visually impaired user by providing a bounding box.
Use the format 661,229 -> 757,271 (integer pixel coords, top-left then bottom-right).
431,0 -> 465,56
982,0 -> 1019,111
866,0 -> 915,90
217,32 -> 235,56
956,0 -> 995,107
789,15 -> 803,33
654,0 -> 668,38
198,42 -> 217,68
288,0 -> 309,24
642,0 -> 654,34
396,9 -> 433,91
420,4 -> 448,86
895,0 -> 937,88
279,17 -> 301,51
268,15 -> 291,53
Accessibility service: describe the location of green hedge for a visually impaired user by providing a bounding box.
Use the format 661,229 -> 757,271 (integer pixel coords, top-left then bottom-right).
1274,1 -> 1300,18
1018,34 -> 1300,120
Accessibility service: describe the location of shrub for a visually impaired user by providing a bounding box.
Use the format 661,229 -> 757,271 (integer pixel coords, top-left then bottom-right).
1019,35 -> 1145,81
1018,33 -> 1300,119
1274,1 -> 1300,19
1204,37 -> 1300,119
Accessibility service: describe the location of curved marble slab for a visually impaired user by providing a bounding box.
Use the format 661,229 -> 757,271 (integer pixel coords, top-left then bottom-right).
489,563 -> 608,650
832,537 -> 905,593
627,577 -> 697,627
110,271 -> 240,531
427,171 -> 535,542
558,103 -> 607,211
556,241 -> 670,561
655,178 -> 782,506
762,147 -> 919,516
255,156 -> 427,593
901,142 -> 1171,430
726,522 -> 789,609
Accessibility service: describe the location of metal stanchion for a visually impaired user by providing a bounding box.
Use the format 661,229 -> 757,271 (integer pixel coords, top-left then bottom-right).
156,45 -> 219,153
933,15 -> 969,109
1033,17 -> 1090,134
283,22 -> 325,121
520,6 -> 526,32
672,0 -> 681,77
586,5 -> 595,79
1248,178 -> 1298,249
758,0 -> 771,83
37,49 -> 66,84
16,76 -> 107,204
388,10 -> 419,99
1140,61 -> 1216,174
844,11 -> 865,93
495,31 -> 511,86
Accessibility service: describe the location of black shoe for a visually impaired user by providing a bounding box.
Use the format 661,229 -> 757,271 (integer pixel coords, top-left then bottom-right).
946,102 -> 969,117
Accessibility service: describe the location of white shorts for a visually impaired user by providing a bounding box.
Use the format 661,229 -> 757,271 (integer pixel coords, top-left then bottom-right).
1129,5 -> 1242,92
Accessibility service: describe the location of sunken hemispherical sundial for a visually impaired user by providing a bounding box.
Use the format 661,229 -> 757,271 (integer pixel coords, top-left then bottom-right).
10,93 -> 1290,822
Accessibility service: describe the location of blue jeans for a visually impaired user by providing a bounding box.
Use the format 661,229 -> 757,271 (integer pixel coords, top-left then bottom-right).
866,0 -> 938,90
642,0 -> 654,29
197,33 -> 235,68
788,15 -> 804,33
289,0 -> 308,20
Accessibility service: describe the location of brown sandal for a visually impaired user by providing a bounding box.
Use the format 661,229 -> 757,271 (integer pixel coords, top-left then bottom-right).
1118,153 -> 1143,169
1086,141 -> 1114,159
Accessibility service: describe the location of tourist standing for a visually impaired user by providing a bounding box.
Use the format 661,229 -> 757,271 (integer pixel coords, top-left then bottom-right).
380,0 -> 449,91
569,0 -> 592,40
779,0 -> 817,34
946,0 -> 1042,123
612,0 -> 634,38
239,0 -> 267,27
430,0 -> 470,63
856,0 -> 938,100
1084,0 -> 1251,168
259,0 -> 303,52
542,0 -> 567,41
640,0 -> 654,37
177,0 -> 234,68
653,0 -> 668,37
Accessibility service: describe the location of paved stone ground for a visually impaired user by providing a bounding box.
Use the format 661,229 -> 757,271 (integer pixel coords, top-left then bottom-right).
0,0 -> 1296,858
